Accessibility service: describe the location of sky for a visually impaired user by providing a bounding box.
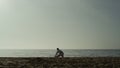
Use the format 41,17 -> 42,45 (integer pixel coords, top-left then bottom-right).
0,0 -> 120,49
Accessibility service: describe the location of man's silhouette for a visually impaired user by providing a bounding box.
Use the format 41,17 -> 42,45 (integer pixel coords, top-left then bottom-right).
55,48 -> 64,58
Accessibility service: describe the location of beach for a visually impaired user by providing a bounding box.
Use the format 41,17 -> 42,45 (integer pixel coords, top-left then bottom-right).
0,57 -> 120,68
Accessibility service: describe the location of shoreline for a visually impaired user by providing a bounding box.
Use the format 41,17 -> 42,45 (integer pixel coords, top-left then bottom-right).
0,57 -> 120,68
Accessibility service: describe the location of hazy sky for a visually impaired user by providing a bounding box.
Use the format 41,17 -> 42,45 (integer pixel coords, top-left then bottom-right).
0,0 -> 120,49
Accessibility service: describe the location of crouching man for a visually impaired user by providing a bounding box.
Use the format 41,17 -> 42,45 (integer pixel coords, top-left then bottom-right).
55,48 -> 64,58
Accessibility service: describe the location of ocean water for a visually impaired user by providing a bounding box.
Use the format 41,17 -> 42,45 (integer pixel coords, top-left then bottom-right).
0,49 -> 120,57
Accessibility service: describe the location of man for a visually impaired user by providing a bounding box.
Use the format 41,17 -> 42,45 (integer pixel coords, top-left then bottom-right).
55,48 -> 64,58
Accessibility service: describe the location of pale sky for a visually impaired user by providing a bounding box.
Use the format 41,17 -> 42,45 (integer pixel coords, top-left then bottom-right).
0,0 -> 120,49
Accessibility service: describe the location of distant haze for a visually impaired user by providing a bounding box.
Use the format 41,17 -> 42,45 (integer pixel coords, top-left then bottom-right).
0,0 -> 120,49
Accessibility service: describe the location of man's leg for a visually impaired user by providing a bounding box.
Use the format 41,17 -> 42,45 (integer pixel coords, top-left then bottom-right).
62,53 -> 64,58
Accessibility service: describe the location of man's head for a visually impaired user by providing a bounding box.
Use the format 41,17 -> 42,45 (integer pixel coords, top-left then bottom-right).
57,48 -> 59,50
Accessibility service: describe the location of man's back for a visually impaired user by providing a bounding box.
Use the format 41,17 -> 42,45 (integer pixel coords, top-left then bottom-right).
57,49 -> 64,54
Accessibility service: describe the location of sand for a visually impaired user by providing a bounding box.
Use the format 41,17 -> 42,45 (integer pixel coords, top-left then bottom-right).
0,57 -> 120,68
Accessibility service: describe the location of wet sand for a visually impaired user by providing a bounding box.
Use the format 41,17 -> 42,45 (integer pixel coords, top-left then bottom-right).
0,57 -> 120,68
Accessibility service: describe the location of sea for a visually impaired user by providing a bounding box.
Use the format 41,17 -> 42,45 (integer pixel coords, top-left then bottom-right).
0,49 -> 120,57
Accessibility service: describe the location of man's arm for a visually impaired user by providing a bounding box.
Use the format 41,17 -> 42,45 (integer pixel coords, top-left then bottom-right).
55,51 -> 58,56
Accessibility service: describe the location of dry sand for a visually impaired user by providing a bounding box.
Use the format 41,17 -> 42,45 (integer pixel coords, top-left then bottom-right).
0,57 -> 120,68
